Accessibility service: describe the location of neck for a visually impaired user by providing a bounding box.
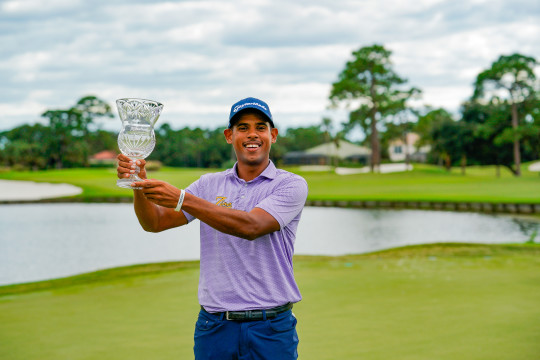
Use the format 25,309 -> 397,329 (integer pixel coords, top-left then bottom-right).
236,160 -> 270,182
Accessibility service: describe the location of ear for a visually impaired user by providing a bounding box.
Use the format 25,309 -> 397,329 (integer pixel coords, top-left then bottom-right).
224,128 -> 233,144
271,127 -> 278,143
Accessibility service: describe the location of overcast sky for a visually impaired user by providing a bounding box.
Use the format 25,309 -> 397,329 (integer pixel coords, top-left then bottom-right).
1,0 -> 539,135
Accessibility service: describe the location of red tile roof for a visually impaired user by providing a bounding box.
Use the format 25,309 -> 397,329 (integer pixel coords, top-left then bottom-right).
91,150 -> 117,160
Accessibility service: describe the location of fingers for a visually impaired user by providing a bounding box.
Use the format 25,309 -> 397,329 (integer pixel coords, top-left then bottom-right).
131,180 -> 180,208
118,159 -> 145,170
133,181 -> 164,204
117,154 -> 130,162
117,158 -> 147,179
117,163 -> 133,178
131,179 -> 162,193
118,164 -> 136,179
117,154 -> 146,167
131,179 -> 156,188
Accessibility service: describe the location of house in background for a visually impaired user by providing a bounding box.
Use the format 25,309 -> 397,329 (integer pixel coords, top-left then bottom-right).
283,140 -> 371,166
388,132 -> 431,163
89,150 -> 117,166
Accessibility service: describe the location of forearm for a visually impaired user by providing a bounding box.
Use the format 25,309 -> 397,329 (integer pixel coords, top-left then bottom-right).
133,189 -> 163,232
181,193 -> 278,240
129,179 -> 271,237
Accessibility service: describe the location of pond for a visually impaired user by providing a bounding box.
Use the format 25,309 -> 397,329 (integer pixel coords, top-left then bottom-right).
0,203 -> 538,286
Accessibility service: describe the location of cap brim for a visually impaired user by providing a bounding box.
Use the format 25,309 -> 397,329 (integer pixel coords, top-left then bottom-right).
229,108 -> 274,128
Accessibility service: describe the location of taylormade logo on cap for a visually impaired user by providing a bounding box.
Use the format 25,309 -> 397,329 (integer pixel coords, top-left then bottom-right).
233,102 -> 268,113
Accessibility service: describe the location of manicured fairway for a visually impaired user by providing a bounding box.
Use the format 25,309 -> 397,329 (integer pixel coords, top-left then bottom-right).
0,167 -> 213,200
302,164 -> 540,203
1,163 -> 540,203
1,244 -> 539,360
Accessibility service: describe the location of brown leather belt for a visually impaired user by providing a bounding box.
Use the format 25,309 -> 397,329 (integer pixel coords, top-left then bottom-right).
201,303 -> 293,321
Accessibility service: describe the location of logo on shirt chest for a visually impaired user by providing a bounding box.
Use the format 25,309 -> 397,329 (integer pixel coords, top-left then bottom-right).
215,196 -> 233,208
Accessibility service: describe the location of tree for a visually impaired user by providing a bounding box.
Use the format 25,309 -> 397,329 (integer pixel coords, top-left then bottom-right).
460,99 -> 537,177
430,117 -> 473,174
0,124 -> 51,170
472,53 -> 539,176
41,95 -> 114,168
415,108 -> 455,165
329,44 -> 420,171
153,125 -> 231,168
86,129 -> 118,154
280,126 -> 326,152
321,117 -> 334,166
416,109 -> 453,143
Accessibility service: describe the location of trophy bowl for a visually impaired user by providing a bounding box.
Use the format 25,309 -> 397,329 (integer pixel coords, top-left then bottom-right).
116,98 -> 163,189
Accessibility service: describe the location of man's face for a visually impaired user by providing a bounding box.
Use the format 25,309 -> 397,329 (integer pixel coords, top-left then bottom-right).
224,113 -> 278,167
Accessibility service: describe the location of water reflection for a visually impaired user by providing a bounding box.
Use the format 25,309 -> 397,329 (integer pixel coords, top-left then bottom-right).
0,204 -> 537,286
295,208 -> 537,256
511,217 -> 540,242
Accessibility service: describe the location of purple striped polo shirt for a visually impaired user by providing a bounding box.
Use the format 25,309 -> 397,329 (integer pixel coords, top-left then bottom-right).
183,161 -> 308,312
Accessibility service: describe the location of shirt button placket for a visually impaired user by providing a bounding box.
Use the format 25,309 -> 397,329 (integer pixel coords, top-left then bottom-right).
241,182 -> 247,199
237,182 -> 247,209
241,182 -> 247,200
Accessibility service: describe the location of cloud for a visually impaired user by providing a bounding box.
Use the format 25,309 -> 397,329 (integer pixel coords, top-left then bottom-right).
1,0 -> 84,15
0,0 -> 539,133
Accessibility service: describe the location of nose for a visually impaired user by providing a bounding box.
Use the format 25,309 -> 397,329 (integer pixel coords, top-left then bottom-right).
247,127 -> 259,138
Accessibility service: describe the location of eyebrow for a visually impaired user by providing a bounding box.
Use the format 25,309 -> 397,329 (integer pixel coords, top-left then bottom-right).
236,121 -> 268,127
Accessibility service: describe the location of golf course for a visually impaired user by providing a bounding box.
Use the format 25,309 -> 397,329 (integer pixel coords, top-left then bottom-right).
2,163 -> 540,204
1,164 -> 540,359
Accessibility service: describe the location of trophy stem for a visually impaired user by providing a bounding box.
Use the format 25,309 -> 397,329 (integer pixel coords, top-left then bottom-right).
117,164 -> 144,189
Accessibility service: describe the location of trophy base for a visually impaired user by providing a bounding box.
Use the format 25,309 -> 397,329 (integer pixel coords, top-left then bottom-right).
117,178 -> 142,190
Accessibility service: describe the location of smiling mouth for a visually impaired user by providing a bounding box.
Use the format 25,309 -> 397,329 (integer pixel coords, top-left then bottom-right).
244,143 -> 261,150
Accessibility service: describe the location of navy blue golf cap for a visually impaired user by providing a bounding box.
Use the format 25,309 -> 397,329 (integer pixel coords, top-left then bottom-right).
228,97 -> 274,128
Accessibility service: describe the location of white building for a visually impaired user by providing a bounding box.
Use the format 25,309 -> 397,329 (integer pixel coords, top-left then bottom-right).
388,132 -> 431,162
283,140 -> 371,166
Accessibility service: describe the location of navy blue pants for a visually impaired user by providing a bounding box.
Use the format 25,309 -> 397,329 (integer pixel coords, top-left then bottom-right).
194,308 -> 299,360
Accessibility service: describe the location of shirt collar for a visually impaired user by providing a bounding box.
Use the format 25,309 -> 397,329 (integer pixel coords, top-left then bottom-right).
227,160 -> 277,182
259,160 -> 277,180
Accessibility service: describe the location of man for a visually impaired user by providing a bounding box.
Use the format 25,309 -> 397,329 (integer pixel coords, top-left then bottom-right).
116,97 -> 308,360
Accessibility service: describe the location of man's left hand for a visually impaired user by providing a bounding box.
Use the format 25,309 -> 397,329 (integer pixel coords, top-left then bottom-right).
131,179 -> 181,208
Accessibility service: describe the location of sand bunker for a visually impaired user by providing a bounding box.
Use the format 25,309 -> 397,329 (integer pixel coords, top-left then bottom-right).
0,180 -> 83,201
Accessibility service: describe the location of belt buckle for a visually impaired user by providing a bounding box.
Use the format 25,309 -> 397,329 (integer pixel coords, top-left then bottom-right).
225,310 -> 250,321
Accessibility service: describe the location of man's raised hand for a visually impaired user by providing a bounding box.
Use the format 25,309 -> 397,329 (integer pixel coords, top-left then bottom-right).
116,154 -> 147,180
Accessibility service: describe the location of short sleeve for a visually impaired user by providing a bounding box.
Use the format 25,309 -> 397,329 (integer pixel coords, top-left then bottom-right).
255,176 -> 308,229
182,177 -> 203,223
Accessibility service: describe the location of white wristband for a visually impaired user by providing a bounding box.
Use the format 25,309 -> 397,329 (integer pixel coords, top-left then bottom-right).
174,189 -> 186,212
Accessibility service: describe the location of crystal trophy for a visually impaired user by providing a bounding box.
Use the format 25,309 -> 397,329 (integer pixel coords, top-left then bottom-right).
116,98 -> 163,189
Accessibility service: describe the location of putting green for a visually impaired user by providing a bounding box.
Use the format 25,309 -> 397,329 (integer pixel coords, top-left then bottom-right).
1,244 -> 539,359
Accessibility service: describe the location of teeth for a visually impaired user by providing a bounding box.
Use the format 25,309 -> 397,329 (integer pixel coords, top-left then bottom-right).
246,144 -> 259,148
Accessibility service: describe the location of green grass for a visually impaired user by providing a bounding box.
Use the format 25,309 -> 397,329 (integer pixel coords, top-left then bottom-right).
1,163 -> 540,203
0,167 -> 214,201
1,244 -> 539,360
302,163 -> 540,203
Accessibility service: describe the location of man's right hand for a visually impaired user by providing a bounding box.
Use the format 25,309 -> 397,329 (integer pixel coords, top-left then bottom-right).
117,154 -> 147,180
